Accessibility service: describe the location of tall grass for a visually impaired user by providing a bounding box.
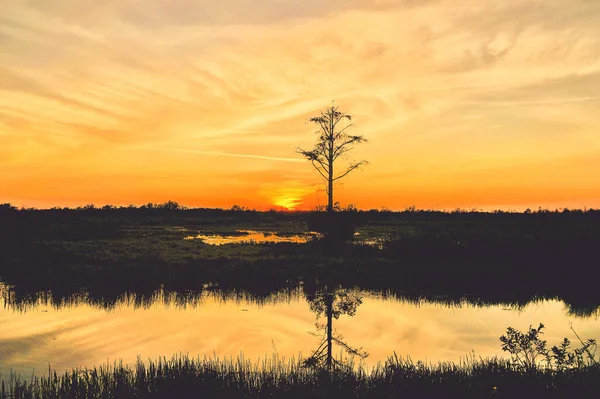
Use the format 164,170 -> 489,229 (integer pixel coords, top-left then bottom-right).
1,354 -> 599,399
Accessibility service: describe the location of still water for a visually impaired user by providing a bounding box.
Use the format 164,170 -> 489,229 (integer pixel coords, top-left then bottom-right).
1,283 -> 599,380
182,229 -> 384,247
183,230 -> 319,244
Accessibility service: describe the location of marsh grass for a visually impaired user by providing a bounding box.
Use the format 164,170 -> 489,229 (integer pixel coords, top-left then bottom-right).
4,208 -> 600,321
1,354 -> 599,399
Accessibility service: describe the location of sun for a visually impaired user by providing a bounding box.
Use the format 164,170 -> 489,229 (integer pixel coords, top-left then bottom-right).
265,185 -> 313,211
272,196 -> 301,211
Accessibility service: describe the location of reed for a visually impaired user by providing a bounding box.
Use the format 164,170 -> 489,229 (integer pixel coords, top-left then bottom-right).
1,354 -> 599,399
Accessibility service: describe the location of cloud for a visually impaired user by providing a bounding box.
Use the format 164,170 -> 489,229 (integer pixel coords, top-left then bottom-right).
1,0 -> 600,208
152,147 -> 304,163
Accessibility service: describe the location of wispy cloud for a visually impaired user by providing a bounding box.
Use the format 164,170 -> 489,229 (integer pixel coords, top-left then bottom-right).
1,0 -> 600,208
151,148 -> 304,163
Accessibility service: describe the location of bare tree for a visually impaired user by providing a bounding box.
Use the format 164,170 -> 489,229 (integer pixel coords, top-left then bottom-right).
298,105 -> 367,213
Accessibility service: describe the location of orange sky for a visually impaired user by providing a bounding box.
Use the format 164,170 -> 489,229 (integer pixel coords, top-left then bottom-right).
1,0 -> 600,210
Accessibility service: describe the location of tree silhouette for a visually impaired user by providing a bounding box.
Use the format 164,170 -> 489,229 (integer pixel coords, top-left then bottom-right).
304,285 -> 368,372
298,105 -> 367,213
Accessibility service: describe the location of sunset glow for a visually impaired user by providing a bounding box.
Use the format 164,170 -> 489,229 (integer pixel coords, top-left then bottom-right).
273,197 -> 300,211
2,1 -> 600,210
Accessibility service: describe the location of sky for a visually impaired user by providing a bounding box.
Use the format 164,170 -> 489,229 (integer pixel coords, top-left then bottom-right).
1,0 -> 600,210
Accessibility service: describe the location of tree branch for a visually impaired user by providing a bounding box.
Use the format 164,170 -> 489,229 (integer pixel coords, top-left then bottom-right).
333,146 -> 353,161
311,160 -> 329,180
333,160 -> 367,181
333,135 -> 366,159
332,336 -> 368,358
333,124 -> 353,138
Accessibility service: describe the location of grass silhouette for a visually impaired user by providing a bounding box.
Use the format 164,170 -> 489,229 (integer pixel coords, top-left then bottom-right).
3,205 -> 600,397
2,353 -> 599,399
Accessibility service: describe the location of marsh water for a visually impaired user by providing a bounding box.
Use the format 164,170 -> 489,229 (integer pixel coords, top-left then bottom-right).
183,230 -> 320,244
182,229 -> 385,247
2,282 -> 599,380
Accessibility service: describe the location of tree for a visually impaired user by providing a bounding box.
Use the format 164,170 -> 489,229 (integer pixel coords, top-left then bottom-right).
298,105 -> 367,213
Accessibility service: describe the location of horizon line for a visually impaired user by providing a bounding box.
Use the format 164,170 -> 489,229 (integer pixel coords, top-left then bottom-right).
2,201 -> 597,214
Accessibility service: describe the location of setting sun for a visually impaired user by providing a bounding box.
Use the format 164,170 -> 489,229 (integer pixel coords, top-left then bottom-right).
272,196 -> 301,210
266,185 -> 315,210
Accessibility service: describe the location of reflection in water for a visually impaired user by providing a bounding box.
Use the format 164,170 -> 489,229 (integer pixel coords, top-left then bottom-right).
304,286 -> 368,370
1,284 -> 303,313
353,232 -> 387,249
2,282 -> 600,382
182,230 -> 385,247
183,230 -> 320,245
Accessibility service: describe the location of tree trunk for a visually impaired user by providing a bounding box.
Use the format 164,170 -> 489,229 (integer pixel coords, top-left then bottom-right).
327,166 -> 333,213
327,117 -> 334,213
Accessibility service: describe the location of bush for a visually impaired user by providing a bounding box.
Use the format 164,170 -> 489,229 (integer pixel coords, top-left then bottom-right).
500,323 -> 599,371
307,212 -> 357,242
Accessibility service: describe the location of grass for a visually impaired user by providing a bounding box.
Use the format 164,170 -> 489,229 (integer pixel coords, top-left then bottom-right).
2,249 -> 600,317
1,354 -> 599,399
3,207 -> 600,316
4,248 -> 600,318
4,207 -> 600,270
3,206 -> 600,396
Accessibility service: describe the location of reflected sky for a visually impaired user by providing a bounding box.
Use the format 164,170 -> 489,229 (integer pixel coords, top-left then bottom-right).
183,230 -> 319,244
1,285 -> 599,380
182,229 -> 383,246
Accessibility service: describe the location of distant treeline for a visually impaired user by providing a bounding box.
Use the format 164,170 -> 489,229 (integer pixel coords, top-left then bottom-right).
2,200 -> 600,242
2,201 -> 599,219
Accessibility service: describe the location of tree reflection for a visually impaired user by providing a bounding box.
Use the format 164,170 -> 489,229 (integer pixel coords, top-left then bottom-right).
304,283 -> 368,371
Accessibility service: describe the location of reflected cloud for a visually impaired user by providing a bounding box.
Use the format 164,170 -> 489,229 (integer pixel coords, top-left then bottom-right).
2,283 -> 600,381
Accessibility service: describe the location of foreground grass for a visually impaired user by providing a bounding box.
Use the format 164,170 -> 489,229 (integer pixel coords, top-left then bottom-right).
2,355 -> 599,399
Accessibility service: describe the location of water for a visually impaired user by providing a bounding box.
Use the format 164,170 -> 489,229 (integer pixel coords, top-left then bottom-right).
182,229 -> 383,246
183,230 -> 320,244
1,283 -> 599,380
